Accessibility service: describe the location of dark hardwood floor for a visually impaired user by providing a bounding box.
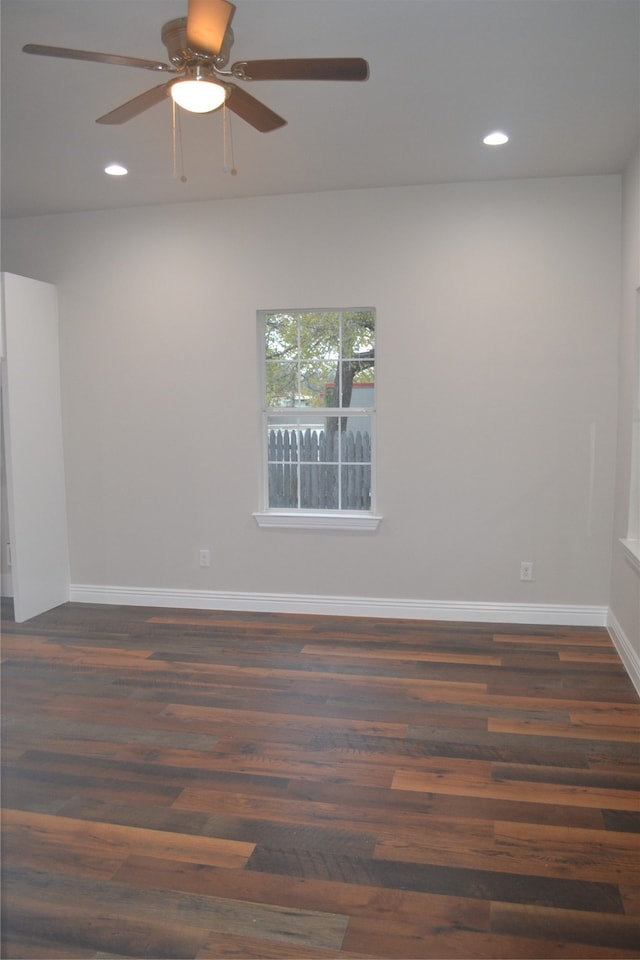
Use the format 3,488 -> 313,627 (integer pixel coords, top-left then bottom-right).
1,599 -> 639,959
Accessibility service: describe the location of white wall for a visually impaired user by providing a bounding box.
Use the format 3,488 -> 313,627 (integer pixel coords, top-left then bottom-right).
1,273 -> 70,620
0,175 -> 621,616
1,384 -> 12,596
609,145 -> 640,677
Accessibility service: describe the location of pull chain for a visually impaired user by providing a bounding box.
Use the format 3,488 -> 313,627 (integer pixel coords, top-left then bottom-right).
171,100 -> 187,183
222,102 -> 237,176
172,100 -> 236,182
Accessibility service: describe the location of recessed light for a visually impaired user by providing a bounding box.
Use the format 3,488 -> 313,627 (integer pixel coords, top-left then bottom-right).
483,131 -> 509,146
104,163 -> 128,176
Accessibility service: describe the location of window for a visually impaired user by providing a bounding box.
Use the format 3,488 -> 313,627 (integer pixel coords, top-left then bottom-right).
255,309 -> 380,530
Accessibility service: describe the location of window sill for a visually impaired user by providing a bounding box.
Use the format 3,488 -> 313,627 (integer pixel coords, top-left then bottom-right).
253,511 -> 382,532
621,539 -> 640,574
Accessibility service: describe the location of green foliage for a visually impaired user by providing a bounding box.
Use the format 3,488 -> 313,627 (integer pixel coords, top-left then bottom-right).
265,310 -> 375,408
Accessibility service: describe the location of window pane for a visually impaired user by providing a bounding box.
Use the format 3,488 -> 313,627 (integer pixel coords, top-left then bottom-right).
299,312 -> 341,363
341,361 -> 375,408
341,419 -> 371,510
343,310 -> 375,357
300,463 -> 339,509
297,313 -> 340,408
265,314 -> 298,360
266,361 -> 298,406
341,420 -> 372,463
341,464 -> 372,510
267,422 -> 299,508
267,415 -> 372,510
300,360 -> 338,408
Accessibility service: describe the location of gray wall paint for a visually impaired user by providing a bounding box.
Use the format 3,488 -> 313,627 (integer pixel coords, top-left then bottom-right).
1,174 -> 621,607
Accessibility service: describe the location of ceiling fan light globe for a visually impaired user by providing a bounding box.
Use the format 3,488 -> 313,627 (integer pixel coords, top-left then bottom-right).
170,77 -> 226,113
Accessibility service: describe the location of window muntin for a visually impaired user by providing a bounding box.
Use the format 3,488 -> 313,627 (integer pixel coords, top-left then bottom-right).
261,309 -> 375,513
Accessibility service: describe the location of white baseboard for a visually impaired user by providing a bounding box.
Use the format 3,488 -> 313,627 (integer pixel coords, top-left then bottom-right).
69,583 -> 608,627
607,610 -> 640,697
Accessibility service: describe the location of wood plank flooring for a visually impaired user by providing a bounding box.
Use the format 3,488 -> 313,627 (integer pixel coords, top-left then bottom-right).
1,599 -> 639,959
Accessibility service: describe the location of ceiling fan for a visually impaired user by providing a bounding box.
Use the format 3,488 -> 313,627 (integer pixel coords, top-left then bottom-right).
22,0 -> 370,132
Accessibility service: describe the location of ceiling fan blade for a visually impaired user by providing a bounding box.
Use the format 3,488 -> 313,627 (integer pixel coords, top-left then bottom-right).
96,82 -> 170,124
232,58 -> 369,82
23,43 -> 171,72
225,84 -> 286,132
186,0 -> 235,57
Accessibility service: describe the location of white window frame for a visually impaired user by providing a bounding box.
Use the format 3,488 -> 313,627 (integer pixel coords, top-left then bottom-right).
254,308 -> 381,532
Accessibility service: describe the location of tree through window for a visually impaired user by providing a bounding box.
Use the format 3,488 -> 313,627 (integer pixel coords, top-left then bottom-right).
261,309 -> 375,512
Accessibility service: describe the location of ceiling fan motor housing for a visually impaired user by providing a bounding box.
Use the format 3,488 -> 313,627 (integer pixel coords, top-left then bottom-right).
161,17 -> 234,68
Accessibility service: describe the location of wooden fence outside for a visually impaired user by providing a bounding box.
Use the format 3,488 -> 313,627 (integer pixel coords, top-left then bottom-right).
268,428 -> 371,509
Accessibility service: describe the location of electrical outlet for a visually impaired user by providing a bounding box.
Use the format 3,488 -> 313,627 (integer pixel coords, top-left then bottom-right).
520,561 -> 534,582
199,549 -> 211,568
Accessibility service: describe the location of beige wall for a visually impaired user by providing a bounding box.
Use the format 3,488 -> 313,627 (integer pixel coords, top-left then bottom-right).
1,174 -> 621,610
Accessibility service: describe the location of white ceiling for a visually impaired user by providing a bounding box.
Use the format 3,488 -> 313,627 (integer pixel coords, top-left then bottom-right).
2,0 -> 639,219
